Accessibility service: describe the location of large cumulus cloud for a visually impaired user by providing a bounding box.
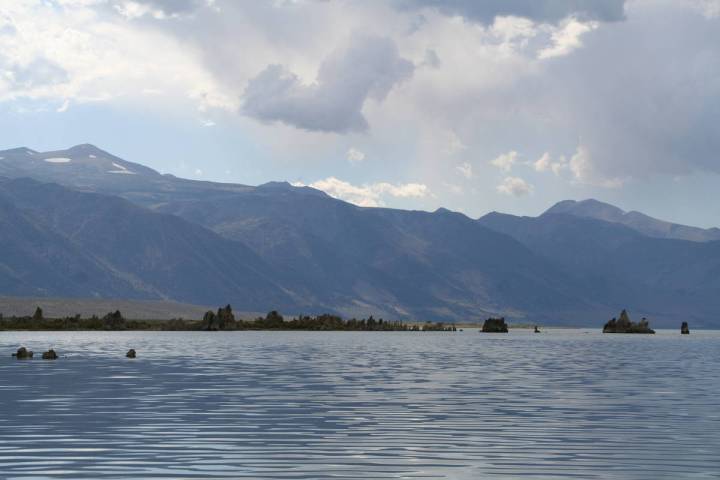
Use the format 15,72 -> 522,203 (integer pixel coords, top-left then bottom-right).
242,34 -> 414,133
538,2 -> 720,180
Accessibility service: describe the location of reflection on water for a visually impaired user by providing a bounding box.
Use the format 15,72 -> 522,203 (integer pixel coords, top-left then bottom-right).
1,330 -> 719,479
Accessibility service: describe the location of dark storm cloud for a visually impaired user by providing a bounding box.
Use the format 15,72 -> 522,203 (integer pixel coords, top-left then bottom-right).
399,0 -> 626,24
242,34 -> 414,133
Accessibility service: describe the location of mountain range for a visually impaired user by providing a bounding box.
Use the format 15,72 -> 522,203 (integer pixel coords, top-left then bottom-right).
1,144 -> 718,327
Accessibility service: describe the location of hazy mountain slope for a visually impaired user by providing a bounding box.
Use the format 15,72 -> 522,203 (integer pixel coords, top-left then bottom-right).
150,182 -> 594,322
0,177 -> 297,309
3,144 -> 719,326
0,191 -> 138,298
545,199 -> 720,242
0,146 -> 599,322
478,212 -> 720,327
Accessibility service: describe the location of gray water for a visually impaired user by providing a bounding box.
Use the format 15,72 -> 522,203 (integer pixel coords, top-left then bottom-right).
0,329 -> 718,479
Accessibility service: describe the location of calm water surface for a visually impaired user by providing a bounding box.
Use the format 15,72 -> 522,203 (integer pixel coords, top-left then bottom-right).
0,329 -> 718,479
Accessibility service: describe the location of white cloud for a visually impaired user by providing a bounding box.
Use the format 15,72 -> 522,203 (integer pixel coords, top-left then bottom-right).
569,145 -> 624,188
0,1 -> 236,110
533,152 -> 551,172
490,151 -> 518,172
114,1 -> 168,20
455,162 -> 473,179
551,155 -> 568,176
533,152 -> 568,176
496,176 -> 533,196
294,177 -> 429,207
538,18 -> 598,59
194,168 -> 203,176
56,99 -> 70,112
689,0 -> 720,18
346,147 -> 365,164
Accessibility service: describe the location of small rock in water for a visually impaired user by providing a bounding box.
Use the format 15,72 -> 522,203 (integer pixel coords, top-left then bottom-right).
41,349 -> 58,360
481,317 -> 508,333
681,322 -> 690,335
12,347 -> 33,359
126,349 -> 136,358
534,325 -> 541,333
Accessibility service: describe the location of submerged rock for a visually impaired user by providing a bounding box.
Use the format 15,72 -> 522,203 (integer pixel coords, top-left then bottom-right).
482,317 -> 508,333
603,310 -> 655,334
42,349 -> 58,360
126,349 -> 136,358
681,322 -> 690,335
12,347 -> 33,359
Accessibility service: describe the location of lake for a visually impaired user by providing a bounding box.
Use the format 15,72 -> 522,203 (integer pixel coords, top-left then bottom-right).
1,329 -> 718,479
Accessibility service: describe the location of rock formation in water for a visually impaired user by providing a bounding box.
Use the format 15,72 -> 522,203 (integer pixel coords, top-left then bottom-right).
681,322 -> 690,334
603,310 -> 655,334
42,349 -> 58,360
12,347 -> 33,359
482,317 -> 508,333
534,325 -> 540,333
126,349 -> 136,358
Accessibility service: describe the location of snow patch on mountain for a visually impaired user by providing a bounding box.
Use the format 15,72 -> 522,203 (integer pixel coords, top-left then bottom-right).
108,162 -> 136,175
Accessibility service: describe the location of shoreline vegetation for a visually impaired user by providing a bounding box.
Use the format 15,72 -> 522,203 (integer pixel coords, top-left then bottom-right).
0,306 -> 458,332
0,306 -> 676,334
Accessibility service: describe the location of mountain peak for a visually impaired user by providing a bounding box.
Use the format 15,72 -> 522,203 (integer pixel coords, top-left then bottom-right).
544,199 -> 626,222
0,147 -> 37,156
258,181 -> 292,189
543,198 -> 720,242
66,144 -> 112,157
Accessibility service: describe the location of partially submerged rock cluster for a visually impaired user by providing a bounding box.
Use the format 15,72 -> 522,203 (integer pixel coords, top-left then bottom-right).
603,310 -> 655,334
12,347 -> 33,359
481,317 -> 508,333
11,347 -> 136,359
41,349 -> 58,360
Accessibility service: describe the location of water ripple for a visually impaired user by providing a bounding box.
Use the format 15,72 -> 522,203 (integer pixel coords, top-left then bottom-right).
0,330 -> 719,478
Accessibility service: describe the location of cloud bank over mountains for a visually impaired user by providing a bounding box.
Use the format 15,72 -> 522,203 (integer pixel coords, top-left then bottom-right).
0,0 -> 718,225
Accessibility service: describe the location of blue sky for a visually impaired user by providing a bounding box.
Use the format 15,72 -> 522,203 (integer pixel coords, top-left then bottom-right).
1,0 -> 719,226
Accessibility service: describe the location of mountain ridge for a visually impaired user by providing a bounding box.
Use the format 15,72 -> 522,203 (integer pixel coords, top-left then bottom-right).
2,144 -> 719,327
543,198 -> 720,242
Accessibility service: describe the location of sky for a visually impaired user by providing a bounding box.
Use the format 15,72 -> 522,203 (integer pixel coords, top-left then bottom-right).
1,0 -> 719,227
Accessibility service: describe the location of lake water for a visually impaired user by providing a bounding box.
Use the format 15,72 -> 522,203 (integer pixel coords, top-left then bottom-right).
0,329 -> 718,479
